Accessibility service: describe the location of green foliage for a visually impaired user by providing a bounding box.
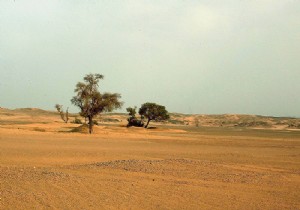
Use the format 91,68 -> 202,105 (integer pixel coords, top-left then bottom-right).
138,102 -> 169,128
55,104 -> 62,112
126,106 -> 137,117
126,106 -> 144,127
127,116 -> 144,127
71,73 -> 123,134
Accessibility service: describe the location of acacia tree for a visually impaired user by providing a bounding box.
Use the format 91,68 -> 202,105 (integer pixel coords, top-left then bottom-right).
71,73 -> 123,134
139,102 -> 169,128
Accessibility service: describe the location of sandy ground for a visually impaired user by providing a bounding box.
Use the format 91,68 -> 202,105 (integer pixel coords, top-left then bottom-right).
0,110 -> 300,209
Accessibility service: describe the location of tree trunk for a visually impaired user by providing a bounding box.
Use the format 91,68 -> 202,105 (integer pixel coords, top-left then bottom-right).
145,119 -> 151,128
88,116 -> 93,134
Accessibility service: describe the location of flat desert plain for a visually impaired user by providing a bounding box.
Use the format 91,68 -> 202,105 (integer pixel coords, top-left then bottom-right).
0,108 -> 300,209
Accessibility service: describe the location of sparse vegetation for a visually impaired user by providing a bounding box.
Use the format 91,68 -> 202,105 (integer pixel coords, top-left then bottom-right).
127,117 -> 144,127
126,106 -> 144,127
168,119 -> 185,125
55,104 -> 69,123
236,121 -> 271,127
71,73 -> 123,134
33,128 -> 46,132
126,106 -> 137,117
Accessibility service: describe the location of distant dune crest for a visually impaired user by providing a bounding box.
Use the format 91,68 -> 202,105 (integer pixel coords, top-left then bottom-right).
0,107 -> 299,130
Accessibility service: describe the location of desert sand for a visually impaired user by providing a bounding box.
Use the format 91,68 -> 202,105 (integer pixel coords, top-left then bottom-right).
0,108 -> 300,209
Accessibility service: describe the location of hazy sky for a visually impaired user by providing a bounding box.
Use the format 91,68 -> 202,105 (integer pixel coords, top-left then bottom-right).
0,0 -> 299,116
